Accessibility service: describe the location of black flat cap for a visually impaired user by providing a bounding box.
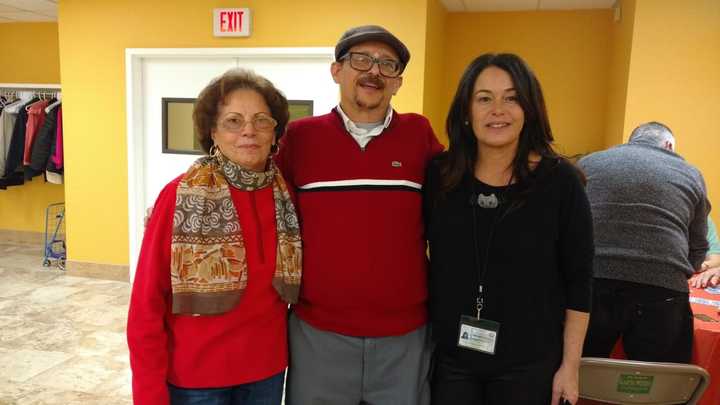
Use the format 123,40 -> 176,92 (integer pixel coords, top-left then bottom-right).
335,25 -> 410,68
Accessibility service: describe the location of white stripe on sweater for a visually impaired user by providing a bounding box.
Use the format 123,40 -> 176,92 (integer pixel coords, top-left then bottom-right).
300,179 -> 422,190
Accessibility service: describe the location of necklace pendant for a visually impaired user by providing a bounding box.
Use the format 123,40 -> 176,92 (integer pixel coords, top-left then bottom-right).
477,193 -> 499,209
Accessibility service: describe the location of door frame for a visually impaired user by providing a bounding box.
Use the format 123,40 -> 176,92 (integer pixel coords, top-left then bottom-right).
125,47 -> 334,280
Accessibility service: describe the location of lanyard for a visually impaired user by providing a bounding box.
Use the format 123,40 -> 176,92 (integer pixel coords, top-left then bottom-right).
470,178 -> 512,320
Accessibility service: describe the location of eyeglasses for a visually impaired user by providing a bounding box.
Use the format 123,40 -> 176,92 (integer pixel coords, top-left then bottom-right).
218,113 -> 277,132
340,52 -> 403,78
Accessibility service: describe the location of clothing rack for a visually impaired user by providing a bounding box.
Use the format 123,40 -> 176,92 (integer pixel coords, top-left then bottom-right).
0,83 -> 61,100
1,82 -> 65,189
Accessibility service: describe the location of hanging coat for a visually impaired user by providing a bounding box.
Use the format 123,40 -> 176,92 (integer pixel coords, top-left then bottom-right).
23,99 -> 50,166
0,98 -> 37,188
28,104 -> 60,179
46,106 -> 63,184
0,99 -> 23,183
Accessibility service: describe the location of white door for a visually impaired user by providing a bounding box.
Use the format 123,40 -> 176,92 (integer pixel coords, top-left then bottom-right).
128,48 -> 337,280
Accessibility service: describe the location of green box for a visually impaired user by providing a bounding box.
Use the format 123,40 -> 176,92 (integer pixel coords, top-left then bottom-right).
617,374 -> 654,394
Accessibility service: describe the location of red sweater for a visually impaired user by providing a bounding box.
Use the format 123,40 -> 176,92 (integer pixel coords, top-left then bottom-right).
127,176 -> 287,405
276,109 -> 443,336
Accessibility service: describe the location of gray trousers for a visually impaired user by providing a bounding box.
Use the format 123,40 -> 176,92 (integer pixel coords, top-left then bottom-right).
286,312 -> 432,405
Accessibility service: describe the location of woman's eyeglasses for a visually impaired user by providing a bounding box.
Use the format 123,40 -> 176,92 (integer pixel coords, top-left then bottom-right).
219,113 -> 277,132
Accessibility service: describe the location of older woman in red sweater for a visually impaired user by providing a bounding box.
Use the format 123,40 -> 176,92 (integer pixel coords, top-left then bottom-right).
127,69 -> 301,405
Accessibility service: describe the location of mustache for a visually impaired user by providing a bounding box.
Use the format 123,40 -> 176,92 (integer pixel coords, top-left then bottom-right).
357,74 -> 385,89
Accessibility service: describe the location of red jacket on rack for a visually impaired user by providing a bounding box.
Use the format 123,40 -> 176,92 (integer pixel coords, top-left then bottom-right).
23,99 -> 49,165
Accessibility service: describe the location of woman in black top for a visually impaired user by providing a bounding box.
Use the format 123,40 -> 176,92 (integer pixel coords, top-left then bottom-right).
425,53 -> 593,405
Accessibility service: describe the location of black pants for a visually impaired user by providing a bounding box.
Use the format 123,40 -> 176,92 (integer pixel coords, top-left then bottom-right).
582,278 -> 693,363
431,349 -> 559,405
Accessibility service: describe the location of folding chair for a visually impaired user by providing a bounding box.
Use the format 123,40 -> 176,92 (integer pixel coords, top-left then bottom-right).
578,357 -> 710,405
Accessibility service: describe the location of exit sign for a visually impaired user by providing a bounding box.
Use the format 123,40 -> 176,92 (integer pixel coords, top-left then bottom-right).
214,8 -> 251,37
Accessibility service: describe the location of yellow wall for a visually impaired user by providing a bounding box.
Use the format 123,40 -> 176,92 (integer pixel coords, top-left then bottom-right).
422,0 -> 448,144
58,0 -> 431,266
443,10 -> 612,157
622,0 -> 720,223
38,0 -> 720,266
0,23 -> 64,233
0,23 -> 60,83
604,0 -> 636,147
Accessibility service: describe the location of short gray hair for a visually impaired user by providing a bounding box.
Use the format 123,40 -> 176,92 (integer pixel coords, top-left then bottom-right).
628,121 -> 675,150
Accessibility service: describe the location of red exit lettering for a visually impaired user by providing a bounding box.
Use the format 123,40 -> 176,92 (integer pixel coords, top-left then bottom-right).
220,10 -> 245,33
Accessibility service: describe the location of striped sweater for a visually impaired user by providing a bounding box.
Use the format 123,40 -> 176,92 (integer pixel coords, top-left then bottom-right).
276,108 -> 443,336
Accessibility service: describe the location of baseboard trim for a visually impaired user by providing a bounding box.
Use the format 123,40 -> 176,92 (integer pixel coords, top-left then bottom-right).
66,260 -> 130,283
0,229 -> 44,245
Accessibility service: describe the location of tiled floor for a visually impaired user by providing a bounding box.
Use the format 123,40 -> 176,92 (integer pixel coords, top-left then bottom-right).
0,241 -> 131,405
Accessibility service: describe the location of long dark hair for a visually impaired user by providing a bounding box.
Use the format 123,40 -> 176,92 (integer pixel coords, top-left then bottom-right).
439,53 -> 559,194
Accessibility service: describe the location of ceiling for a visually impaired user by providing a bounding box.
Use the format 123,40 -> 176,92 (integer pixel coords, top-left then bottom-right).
441,0 -> 615,12
0,0 -> 56,23
0,0 -> 615,23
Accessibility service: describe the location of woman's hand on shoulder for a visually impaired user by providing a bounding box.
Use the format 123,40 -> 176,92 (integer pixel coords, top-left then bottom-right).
528,151 -> 542,170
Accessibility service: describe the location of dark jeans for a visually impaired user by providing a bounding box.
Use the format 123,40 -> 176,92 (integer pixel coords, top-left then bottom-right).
431,349 -> 558,405
169,371 -> 285,405
583,278 -> 693,363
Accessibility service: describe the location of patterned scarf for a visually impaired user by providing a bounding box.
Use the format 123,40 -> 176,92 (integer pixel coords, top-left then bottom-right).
170,154 -> 301,315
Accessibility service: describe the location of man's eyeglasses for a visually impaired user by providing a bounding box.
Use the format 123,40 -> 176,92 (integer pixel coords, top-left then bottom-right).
340,52 -> 403,78
218,113 -> 277,132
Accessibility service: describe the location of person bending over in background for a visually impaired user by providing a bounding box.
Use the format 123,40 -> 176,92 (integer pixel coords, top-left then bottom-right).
580,122 -> 709,364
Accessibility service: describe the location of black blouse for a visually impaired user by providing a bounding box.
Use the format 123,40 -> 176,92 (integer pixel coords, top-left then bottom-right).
424,156 -> 594,370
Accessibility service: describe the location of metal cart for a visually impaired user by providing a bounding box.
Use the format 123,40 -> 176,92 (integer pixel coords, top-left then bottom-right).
43,202 -> 66,270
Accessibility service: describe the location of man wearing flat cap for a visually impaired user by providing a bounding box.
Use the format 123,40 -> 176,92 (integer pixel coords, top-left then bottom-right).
276,25 -> 443,405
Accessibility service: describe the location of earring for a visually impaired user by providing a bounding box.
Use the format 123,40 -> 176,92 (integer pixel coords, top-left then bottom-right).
270,143 -> 279,155
464,120 -> 469,126
209,144 -> 221,159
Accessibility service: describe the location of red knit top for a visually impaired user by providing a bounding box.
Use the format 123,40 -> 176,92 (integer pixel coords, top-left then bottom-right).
127,176 -> 287,404
277,109 -> 443,337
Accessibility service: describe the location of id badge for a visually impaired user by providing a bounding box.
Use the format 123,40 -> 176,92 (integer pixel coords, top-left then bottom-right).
457,315 -> 500,355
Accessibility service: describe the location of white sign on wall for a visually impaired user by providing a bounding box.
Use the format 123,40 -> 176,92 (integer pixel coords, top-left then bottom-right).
213,8 -> 251,37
